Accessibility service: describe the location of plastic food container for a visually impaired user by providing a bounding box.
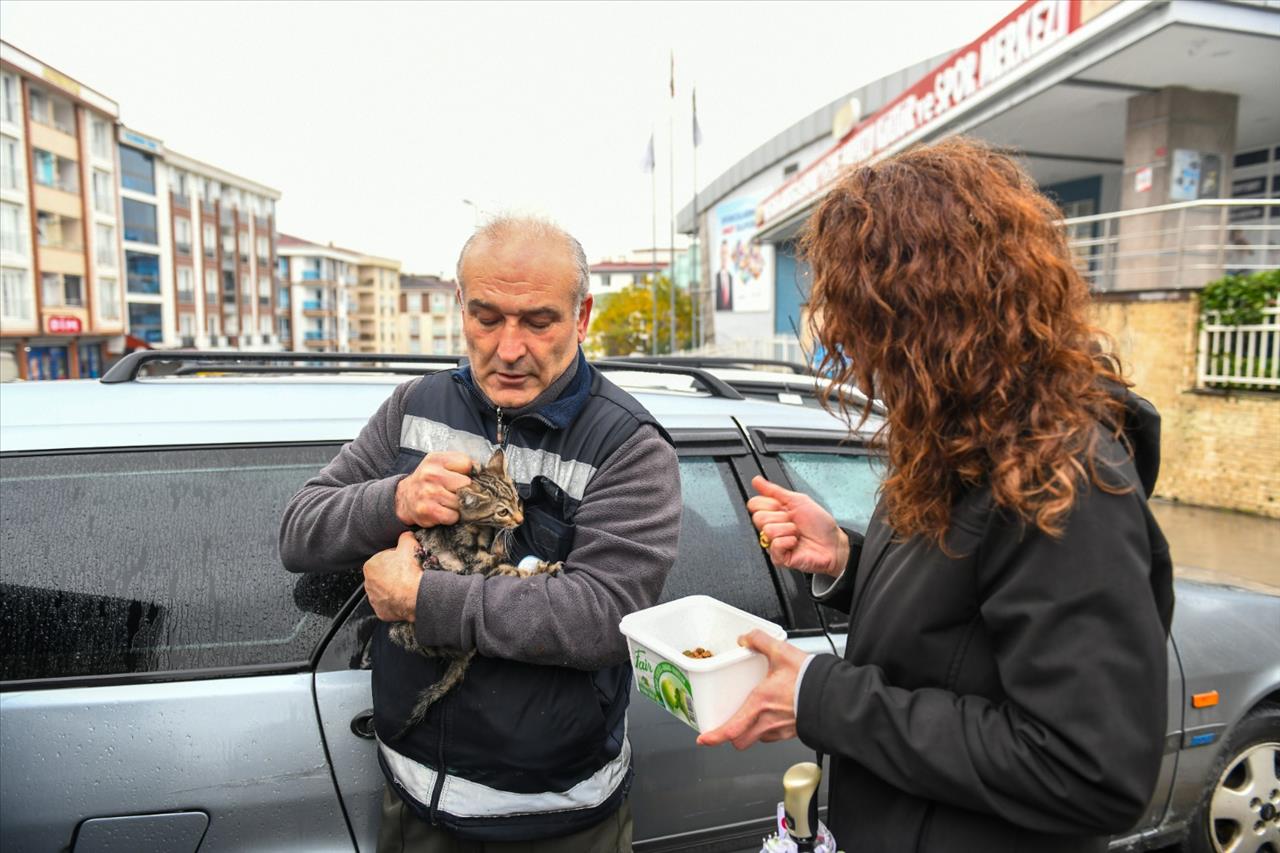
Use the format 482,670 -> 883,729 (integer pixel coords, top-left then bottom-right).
619,595 -> 788,733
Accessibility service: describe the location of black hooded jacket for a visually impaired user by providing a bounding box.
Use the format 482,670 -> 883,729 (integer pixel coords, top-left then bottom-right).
799,390 -> 1173,852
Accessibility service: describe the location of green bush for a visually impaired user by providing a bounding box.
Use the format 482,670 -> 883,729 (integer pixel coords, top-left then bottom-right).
1199,268 -> 1279,326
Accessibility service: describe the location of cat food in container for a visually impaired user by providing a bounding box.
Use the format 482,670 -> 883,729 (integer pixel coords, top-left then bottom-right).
619,595 -> 788,733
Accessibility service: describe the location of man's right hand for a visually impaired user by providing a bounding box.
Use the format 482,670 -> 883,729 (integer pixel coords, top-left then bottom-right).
747,476 -> 849,578
394,452 -> 473,528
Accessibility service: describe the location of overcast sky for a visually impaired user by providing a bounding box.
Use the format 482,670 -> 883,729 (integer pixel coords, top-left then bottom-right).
2,0 -> 1018,276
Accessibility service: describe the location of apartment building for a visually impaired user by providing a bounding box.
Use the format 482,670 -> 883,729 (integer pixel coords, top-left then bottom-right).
165,150 -> 280,350
0,40 -> 125,380
352,255 -> 400,353
277,234 -> 360,352
399,273 -> 462,355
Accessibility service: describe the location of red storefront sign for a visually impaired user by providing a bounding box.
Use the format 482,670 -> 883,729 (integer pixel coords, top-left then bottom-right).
759,0 -> 1088,228
45,315 -> 83,334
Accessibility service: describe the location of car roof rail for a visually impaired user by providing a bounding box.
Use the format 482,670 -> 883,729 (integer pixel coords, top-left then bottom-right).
593,360 -> 745,400
617,355 -> 814,375
100,350 -> 463,384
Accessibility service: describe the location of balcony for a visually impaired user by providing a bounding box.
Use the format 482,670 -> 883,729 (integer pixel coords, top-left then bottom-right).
302,300 -> 332,315
1064,199 -> 1279,292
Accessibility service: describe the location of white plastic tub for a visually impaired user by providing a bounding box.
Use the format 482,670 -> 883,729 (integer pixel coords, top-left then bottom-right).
619,595 -> 788,733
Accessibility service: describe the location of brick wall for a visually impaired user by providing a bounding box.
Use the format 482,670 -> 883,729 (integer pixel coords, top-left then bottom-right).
1091,292 -> 1279,518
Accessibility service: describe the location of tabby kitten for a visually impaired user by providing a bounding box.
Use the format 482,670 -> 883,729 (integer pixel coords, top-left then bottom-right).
386,448 -> 562,741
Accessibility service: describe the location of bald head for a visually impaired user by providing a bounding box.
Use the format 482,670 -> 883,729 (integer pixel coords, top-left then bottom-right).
456,215 -> 590,309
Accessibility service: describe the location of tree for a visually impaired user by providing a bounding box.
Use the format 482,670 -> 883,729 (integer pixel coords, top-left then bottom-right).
586,275 -> 693,357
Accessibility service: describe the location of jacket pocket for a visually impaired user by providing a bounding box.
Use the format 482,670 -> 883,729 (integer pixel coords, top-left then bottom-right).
515,476 -> 576,563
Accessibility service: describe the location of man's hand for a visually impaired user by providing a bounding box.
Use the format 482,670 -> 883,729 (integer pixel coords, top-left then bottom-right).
747,476 -> 849,578
364,531 -> 423,622
395,451 -> 473,528
696,630 -> 808,750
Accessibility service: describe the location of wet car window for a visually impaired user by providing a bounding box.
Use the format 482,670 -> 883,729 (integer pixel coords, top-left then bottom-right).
777,452 -> 883,630
0,444 -> 359,681
660,457 -> 785,627
777,452 -> 881,534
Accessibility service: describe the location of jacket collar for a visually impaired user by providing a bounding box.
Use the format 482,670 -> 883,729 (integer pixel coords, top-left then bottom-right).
452,349 -> 593,431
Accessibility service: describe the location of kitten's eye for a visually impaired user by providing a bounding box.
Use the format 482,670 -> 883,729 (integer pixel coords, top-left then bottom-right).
497,509 -> 508,517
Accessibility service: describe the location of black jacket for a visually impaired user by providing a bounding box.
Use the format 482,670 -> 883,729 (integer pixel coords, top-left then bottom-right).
798,396 -> 1173,852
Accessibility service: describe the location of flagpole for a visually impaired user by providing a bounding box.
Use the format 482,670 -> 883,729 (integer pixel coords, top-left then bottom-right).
650,129 -> 658,356
692,88 -> 701,350
668,52 -> 677,354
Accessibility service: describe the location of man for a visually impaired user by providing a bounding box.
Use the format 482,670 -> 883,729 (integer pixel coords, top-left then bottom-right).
714,240 -> 735,311
280,216 -> 682,851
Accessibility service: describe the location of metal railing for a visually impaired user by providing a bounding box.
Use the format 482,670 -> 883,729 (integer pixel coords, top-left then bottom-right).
687,335 -> 811,366
1197,305 -> 1279,391
1062,199 -> 1278,292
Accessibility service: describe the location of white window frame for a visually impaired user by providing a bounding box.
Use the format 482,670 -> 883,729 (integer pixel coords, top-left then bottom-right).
1,134 -> 23,192
0,201 -> 26,257
90,118 -> 110,160
95,223 -> 116,268
96,275 -> 120,322
204,268 -> 217,298
0,73 -> 19,126
177,266 -> 195,300
92,169 -> 114,215
1,266 -> 34,324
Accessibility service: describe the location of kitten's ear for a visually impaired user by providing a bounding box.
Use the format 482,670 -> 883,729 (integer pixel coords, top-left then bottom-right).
486,449 -> 506,476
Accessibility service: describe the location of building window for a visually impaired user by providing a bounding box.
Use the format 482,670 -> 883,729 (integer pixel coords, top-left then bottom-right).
259,314 -> 271,335
221,227 -> 235,255
277,285 -> 290,310
0,74 -> 18,125
179,312 -> 195,338
174,217 -> 191,254
27,87 -> 75,134
36,211 -> 82,251
119,147 -> 156,195
202,222 -> 216,257
431,292 -> 447,312
33,149 -> 79,193
92,169 -> 114,214
224,313 -> 239,336
0,201 -> 25,256
409,316 -> 420,337
222,270 -> 236,304
204,268 -> 217,299
41,272 -> 83,307
177,267 -> 195,303
1,134 -> 23,191
122,198 -> 158,244
406,293 -> 422,313
95,223 -> 116,267
127,302 -> 163,344
256,234 -> 269,262
125,251 -> 160,295
1,267 -> 33,323
97,276 -> 120,322
237,230 -> 249,261
278,315 -> 290,339
207,312 -> 221,338
91,119 -> 111,160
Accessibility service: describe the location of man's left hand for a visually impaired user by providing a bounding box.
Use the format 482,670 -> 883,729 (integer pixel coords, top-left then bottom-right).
696,630 -> 807,750
364,531 -> 423,623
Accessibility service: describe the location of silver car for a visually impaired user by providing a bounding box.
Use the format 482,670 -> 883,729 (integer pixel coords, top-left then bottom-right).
1,352 -> 1276,853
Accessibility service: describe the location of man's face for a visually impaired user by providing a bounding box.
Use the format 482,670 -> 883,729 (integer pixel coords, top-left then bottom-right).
458,236 -> 592,409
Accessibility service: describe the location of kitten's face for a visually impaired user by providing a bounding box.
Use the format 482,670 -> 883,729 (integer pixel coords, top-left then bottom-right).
457,450 -> 523,529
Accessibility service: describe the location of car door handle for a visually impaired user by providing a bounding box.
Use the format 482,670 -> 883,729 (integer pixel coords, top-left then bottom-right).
351,708 -> 376,740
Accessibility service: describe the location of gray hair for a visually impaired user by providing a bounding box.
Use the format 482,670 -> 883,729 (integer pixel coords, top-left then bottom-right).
455,214 -> 590,308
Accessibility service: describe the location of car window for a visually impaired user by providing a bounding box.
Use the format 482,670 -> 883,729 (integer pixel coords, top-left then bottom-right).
777,451 -> 882,534
0,444 -> 359,682
661,457 -> 785,627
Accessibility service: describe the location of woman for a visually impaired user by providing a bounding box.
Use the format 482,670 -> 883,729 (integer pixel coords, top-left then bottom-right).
697,137 -> 1173,853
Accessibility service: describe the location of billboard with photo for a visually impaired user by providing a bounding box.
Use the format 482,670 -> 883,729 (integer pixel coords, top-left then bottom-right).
710,194 -> 773,313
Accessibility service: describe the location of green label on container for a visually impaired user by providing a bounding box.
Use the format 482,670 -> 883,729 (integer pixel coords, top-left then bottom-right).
634,648 -> 659,703
653,662 -> 698,729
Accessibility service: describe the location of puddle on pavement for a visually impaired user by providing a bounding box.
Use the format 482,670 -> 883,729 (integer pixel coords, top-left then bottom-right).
1149,499 -> 1279,592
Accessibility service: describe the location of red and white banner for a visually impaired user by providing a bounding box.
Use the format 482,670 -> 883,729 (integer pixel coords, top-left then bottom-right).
45,315 -> 83,335
759,0 -> 1088,228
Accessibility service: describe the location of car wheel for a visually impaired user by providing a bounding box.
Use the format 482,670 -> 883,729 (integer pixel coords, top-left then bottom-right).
1185,705 -> 1280,853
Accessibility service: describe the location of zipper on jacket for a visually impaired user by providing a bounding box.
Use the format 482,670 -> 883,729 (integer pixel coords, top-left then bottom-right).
495,407 -> 505,445
428,704 -> 447,825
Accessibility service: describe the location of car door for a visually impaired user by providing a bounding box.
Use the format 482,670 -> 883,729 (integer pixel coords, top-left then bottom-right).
0,443 -> 359,853
313,427 -> 834,852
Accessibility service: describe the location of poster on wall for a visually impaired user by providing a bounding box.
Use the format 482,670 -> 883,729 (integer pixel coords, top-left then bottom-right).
1170,149 -> 1201,202
711,195 -> 773,313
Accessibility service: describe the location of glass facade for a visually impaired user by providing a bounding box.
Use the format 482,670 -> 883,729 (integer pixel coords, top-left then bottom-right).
119,146 -> 156,194
122,198 -> 158,244
125,251 -> 160,295
128,302 -> 163,343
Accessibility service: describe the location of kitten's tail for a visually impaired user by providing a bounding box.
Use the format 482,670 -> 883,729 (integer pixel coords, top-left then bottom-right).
388,650 -> 477,742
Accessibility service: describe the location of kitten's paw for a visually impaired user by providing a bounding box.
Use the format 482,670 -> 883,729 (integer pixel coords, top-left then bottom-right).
388,621 -> 419,651
492,563 -> 523,577
536,560 -> 564,576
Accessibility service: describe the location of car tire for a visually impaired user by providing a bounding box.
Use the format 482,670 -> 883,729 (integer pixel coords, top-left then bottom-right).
1183,704 -> 1280,853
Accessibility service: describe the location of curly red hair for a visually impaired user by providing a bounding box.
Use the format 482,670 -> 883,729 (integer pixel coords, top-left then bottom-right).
801,137 -> 1128,544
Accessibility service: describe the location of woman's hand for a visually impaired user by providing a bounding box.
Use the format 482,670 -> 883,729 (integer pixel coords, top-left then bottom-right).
696,630 -> 808,749
748,476 -> 849,577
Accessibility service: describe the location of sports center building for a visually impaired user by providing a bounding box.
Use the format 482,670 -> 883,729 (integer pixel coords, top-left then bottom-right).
680,0 -> 1280,355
